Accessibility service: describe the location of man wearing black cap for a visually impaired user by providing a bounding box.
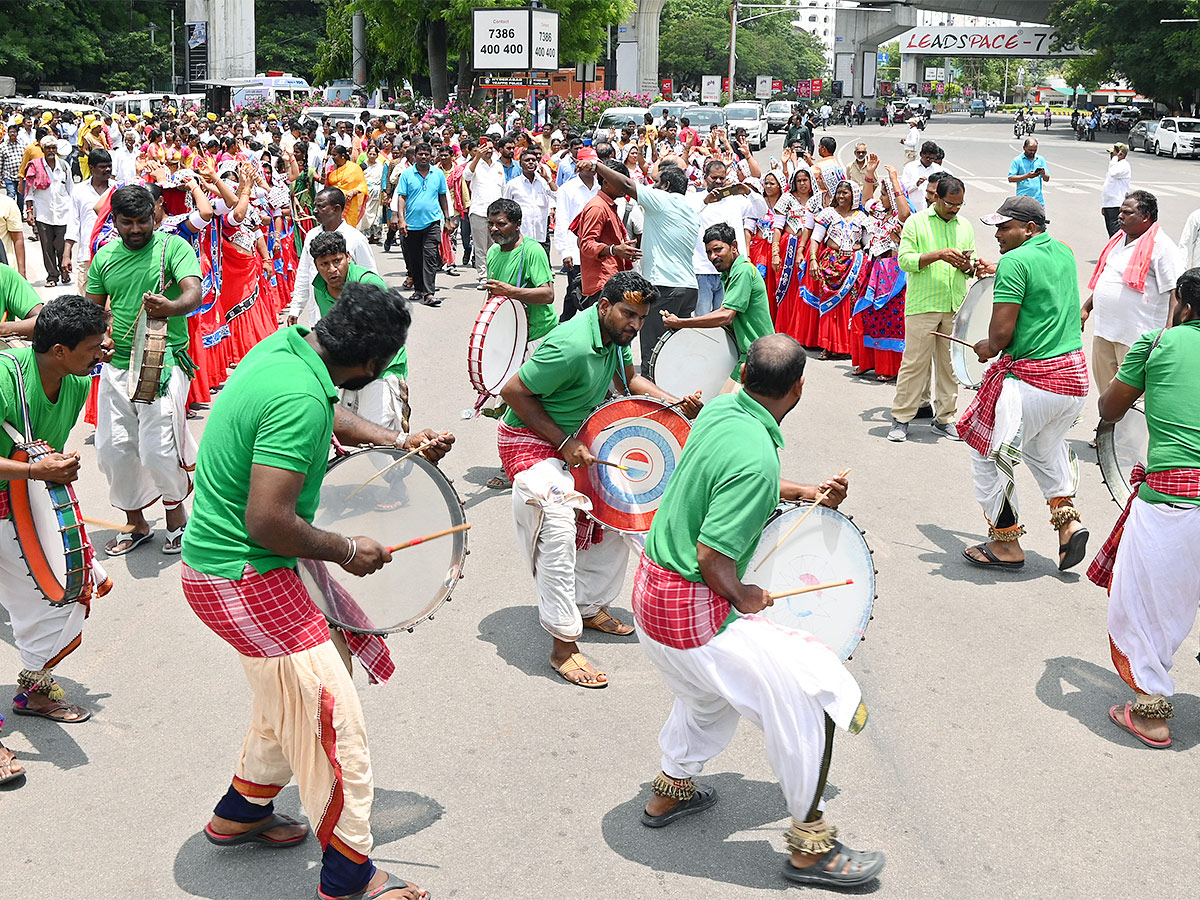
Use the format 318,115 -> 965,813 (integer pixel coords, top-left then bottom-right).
956,196 -> 1091,572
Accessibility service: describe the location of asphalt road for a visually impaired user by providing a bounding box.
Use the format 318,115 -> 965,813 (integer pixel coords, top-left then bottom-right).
3,114 -> 1200,899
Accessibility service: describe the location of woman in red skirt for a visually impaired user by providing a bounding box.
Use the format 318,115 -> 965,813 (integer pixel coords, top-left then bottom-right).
772,168 -> 823,346
799,180 -> 870,360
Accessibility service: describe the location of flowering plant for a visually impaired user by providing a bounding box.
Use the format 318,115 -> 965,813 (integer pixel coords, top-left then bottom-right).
550,90 -> 654,125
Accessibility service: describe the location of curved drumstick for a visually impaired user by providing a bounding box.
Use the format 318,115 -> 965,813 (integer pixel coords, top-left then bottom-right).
758,468 -> 852,566
387,523 -> 470,553
768,579 -> 853,601
596,395 -> 698,433
344,435 -> 445,502
930,331 -> 975,350
82,516 -> 136,534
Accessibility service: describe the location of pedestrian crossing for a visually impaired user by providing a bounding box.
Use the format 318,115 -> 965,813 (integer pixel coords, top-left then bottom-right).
957,178 -> 1200,202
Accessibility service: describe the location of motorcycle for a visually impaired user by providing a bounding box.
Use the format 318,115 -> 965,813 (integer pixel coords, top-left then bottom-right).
1044,112 -> 1052,129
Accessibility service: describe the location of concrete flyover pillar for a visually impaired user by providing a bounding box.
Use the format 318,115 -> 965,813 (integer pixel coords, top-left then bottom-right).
616,0 -> 667,96
184,0 -> 256,81
832,3 -> 917,108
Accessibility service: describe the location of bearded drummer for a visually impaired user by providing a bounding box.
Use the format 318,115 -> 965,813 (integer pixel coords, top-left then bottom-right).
661,222 -> 775,385
958,197 -> 1090,571
307,230 -> 410,433
498,271 -> 701,688
85,184 -> 203,556
628,333 -> 882,889
0,296 -> 112,785
180,281 -> 452,900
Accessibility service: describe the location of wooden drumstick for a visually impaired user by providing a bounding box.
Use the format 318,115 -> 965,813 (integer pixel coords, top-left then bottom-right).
757,468 -> 852,566
387,523 -> 471,553
594,459 -> 630,471
768,579 -> 853,601
82,516 -> 136,534
344,437 -> 441,502
596,395 -> 697,433
930,331 -> 976,350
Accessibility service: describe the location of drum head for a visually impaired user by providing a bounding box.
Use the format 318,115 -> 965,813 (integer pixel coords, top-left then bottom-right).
743,505 -> 875,660
649,328 -> 739,403
470,297 -> 528,396
573,397 -> 691,533
1096,403 -> 1148,506
300,449 -> 468,634
951,277 -> 994,389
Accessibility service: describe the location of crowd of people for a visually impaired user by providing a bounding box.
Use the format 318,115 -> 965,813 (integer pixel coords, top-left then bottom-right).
0,98 -> 1198,900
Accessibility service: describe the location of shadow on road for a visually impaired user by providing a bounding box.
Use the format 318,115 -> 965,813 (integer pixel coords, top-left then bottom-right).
601,773 -> 878,893
915,523 -> 1062,583
476,604 -> 639,682
172,786 -> 443,900
0,646 -> 102,772
1036,655 -> 1200,751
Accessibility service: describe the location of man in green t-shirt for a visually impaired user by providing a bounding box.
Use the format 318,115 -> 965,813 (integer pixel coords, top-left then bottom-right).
85,185 -> 202,556
629,334 -> 883,889
483,198 -> 557,342
498,271 -> 700,689
958,197 -> 1090,573
181,281 -> 453,900
0,263 -> 44,340
661,222 -> 775,384
0,296 -> 111,785
1094,269 -> 1200,749
307,230 -> 410,433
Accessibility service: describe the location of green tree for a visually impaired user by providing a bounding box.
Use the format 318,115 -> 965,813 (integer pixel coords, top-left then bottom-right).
1049,0 -> 1200,110
256,0 -> 328,83
102,31 -> 172,92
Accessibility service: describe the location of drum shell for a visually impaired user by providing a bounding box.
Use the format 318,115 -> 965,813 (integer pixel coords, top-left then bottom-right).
951,277 -> 994,390
467,296 -> 528,398
1096,402 -> 1148,507
648,328 -> 740,404
129,316 -> 169,404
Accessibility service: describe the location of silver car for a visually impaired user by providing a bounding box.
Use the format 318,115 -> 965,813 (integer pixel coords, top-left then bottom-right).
723,103 -> 769,150
766,100 -> 794,132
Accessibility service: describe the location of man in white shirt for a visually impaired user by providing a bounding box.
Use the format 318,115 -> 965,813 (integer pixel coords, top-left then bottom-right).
62,149 -> 114,295
1100,143 -> 1132,237
287,187 -> 377,324
502,147 -> 556,251
901,141 -> 943,214
23,135 -> 73,287
463,140 -> 507,288
1082,189 -> 1182,389
901,121 -> 921,162
820,103 -> 833,128
552,159 -> 599,320
687,159 -> 763,315
485,114 -> 504,139
111,129 -> 139,184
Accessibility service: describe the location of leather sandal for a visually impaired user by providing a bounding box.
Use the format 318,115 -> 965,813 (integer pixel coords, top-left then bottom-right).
550,652 -> 607,688
582,609 -> 635,635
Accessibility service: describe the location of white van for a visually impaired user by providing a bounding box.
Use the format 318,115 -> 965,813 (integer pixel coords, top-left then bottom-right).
102,93 -> 194,119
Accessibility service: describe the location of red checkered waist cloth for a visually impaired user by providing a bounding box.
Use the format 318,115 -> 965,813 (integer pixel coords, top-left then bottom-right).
182,563 -> 395,683
0,491 -> 9,519
1087,465 -> 1200,589
632,552 -> 733,650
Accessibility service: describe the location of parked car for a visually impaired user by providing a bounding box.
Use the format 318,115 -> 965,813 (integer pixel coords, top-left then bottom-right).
648,101 -> 688,128
590,106 -> 649,143
766,100 -> 794,132
1151,116 -> 1200,158
969,99 -> 986,118
1127,119 -> 1159,153
1105,107 -> 1142,133
722,102 -> 769,149
680,104 -> 727,135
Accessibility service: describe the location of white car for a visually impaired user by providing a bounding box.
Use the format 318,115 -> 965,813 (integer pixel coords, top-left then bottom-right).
766,100 -> 794,132
723,102 -> 769,149
648,101 -> 689,128
590,106 -> 649,144
1152,117 -> 1200,158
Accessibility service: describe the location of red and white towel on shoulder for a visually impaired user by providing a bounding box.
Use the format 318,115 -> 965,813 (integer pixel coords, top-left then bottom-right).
956,350 -> 1090,457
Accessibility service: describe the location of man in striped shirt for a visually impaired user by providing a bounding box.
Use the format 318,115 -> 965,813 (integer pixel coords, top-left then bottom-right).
889,175 -> 975,443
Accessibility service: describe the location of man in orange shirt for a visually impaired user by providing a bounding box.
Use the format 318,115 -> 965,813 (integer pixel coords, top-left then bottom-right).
569,157 -> 639,308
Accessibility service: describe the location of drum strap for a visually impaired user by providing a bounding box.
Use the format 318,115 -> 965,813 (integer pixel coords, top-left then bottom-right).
0,352 -> 33,444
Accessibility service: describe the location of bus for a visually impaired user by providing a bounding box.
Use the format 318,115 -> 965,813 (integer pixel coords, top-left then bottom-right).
102,92 -> 201,119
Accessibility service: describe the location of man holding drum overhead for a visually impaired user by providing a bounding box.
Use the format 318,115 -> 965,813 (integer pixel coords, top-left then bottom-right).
181,282 -> 452,900
958,197 -> 1090,571
0,296 -> 112,783
629,333 -> 882,888
86,184 -> 202,556
499,271 -> 701,688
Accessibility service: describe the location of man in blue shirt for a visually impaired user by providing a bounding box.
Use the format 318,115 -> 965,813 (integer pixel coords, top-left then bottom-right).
393,141 -> 455,307
1007,138 -> 1050,206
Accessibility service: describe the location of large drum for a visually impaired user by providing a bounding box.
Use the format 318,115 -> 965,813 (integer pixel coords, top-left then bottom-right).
648,327 -> 739,404
1096,403 -> 1149,507
572,396 -> 691,534
742,504 -> 876,660
951,276 -> 994,390
467,295 -> 528,400
299,447 -> 468,635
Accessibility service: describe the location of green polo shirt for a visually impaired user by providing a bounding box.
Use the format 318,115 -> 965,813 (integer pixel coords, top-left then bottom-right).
86,231 -> 201,369
1115,319 -> 1200,506
182,327 -> 339,579
644,390 -> 783,583
312,263 -> 407,379
0,265 -> 43,322
501,304 -> 633,434
992,231 -> 1083,362
897,207 -> 975,316
720,254 -> 775,378
0,348 -> 90,493
486,238 -> 557,341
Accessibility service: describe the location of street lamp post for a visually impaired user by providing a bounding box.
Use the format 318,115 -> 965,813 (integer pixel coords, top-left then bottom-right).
728,0 -> 738,104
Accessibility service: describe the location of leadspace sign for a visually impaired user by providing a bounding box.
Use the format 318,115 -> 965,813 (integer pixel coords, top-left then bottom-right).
897,26 -> 1084,58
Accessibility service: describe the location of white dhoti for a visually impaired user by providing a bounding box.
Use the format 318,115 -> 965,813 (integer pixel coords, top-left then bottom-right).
96,364 -> 198,511
1107,500 -> 1200,698
970,378 -> 1084,523
340,375 -> 409,433
637,615 -> 864,822
0,519 -> 86,670
511,458 -> 629,642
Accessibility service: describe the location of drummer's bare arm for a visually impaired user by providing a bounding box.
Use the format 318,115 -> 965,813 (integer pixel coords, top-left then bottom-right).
0,306 -> 42,339
332,405 -> 455,462
698,542 -> 771,614
662,307 -> 734,330
486,278 -> 553,306
501,374 -> 598,468
143,274 -> 202,318
781,474 -> 848,507
626,370 -> 703,418
977,302 -> 1020,361
1098,377 -> 1143,424
246,464 -> 391,577
0,450 -> 79,485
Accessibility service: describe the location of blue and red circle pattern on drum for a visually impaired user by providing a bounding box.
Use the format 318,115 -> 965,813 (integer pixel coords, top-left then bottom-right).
572,397 -> 691,533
